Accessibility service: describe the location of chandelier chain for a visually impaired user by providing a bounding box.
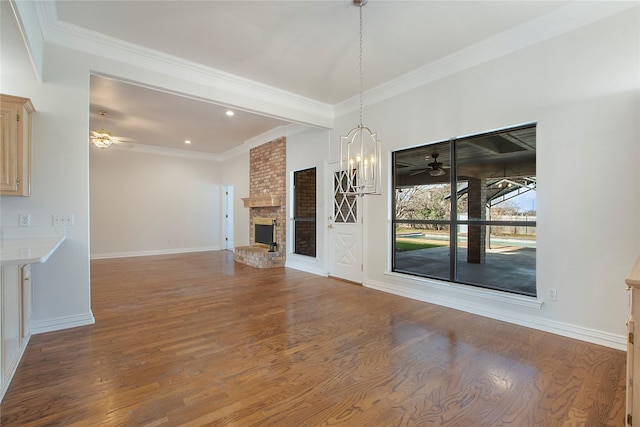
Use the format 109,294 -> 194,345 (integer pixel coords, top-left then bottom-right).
359,2 -> 363,127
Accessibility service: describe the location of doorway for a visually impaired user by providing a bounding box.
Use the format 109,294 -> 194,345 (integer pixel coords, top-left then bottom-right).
224,185 -> 234,251
327,162 -> 363,283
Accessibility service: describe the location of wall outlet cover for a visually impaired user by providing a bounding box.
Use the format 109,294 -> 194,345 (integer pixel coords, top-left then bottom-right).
19,213 -> 31,227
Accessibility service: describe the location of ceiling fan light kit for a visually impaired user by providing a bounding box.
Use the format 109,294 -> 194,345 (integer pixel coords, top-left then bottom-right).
429,168 -> 445,177
428,153 -> 446,177
90,110 -> 118,149
339,0 -> 381,196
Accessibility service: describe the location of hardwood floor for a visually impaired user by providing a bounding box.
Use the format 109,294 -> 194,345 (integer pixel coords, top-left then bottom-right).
1,251 -> 626,426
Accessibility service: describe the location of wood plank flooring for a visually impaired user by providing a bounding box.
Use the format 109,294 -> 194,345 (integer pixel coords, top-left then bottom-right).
1,251 -> 626,426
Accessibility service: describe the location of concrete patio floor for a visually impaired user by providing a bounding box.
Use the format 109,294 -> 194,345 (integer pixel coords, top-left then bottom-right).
394,245 -> 536,296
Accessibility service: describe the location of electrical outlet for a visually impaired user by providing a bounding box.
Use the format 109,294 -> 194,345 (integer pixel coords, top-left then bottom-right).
19,213 -> 31,227
547,288 -> 557,301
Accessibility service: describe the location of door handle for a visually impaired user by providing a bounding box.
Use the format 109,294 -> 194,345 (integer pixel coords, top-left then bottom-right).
328,224 -> 333,229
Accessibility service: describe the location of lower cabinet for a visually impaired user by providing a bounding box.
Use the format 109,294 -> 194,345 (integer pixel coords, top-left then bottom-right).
0,264 -> 32,401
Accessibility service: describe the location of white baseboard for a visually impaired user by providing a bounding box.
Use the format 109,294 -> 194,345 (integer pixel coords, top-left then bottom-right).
285,257 -> 327,277
0,335 -> 30,401
91,246 -> 221,260
366,276 -> 626,351
31,311 -> 96,335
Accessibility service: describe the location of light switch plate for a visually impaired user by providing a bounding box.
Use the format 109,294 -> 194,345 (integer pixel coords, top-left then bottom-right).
52,214 -> 75,226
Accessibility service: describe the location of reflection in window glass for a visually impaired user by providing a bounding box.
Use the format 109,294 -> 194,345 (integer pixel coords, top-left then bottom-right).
392,124 -> 536,297
396,184 -> 451,221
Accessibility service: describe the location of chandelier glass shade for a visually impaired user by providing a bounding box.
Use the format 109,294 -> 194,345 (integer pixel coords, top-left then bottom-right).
90,130 -> 117,149
340,125 -> 381,195
339,0 -> 381,196
90,111 -> 118,149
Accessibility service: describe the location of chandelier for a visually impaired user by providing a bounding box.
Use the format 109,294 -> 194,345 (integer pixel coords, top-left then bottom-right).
339,0 -> 381,196
90,110 -> 118,149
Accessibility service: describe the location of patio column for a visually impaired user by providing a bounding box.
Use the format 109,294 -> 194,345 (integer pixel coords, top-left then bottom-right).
467,178 -> 486,264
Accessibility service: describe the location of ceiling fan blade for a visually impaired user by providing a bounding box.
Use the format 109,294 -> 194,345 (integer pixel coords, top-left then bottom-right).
91,130 -> 111,137
113,136 -> 137,143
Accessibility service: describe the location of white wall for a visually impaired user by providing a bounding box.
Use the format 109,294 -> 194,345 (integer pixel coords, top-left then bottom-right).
90,147 -> 222,258
329,7 -> 639,349
285,127 -> 330,276
1,6 -> 94,332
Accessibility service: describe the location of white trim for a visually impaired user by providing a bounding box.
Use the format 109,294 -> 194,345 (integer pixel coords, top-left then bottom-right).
22,1 -> 633,123
90,246 -> 221,260
10,0 -> 44,82
98,123 -> 310,160
31,312 -> 96,335
105,141 -> 223,161
335,1 -> 638,116
220,123 -> 310,161
285,255 -> 327,277
32,1 -> 333,129
380,272 -> 543,309
220,133 -> 281,160
368,274 -> 625,350
0,334 -> 30,401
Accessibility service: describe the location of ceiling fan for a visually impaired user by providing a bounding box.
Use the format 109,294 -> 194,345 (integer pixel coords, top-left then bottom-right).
90,110 -> 133,149
411,153 -> 448,177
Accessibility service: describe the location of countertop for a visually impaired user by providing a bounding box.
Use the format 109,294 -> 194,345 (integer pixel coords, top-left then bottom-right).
627,256 -> 640,288
0,227 -> 66,266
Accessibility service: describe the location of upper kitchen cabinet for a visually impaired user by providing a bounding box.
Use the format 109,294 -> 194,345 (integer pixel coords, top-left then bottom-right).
0,94 -> 34,197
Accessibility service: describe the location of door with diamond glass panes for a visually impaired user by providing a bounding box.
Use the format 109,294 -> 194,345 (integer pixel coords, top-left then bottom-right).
328,161 -> 363,283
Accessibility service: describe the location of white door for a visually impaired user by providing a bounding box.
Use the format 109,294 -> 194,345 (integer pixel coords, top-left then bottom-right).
224,185 -> 234,250
328,162 -> 363,283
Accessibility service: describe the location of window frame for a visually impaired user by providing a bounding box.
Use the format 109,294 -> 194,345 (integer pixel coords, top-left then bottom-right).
391,123 -> 536,296
292,167 -> 317,258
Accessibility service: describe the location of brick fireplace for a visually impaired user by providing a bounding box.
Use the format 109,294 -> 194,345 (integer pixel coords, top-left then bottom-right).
234,137 -> 286,268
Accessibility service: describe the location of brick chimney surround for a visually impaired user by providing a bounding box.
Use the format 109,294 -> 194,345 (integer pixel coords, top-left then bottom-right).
234,138 -> 286,268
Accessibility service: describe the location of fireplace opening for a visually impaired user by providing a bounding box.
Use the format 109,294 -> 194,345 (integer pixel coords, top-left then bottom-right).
253,217 -> 276,250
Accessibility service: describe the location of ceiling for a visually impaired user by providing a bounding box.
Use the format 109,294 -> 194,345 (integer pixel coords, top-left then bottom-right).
89,76 -> 290,155
57,1 -> 576,156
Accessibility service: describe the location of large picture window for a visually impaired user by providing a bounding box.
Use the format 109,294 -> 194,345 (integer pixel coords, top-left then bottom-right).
392,124 -> 536,296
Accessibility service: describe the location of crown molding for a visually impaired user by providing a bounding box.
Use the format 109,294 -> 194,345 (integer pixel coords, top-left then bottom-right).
9,0 -> 45,81
335,0 -> 639,117
219,126 -> 286,161
91,123 -> 309,161
104,142 -> 223,161
22,1 -> 636,124
219,123 -> 310,161
32,1 -> 333,129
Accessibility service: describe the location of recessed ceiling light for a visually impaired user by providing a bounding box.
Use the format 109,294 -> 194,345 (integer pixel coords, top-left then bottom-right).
184,140 -> 191,144
226,110 -> 235,117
